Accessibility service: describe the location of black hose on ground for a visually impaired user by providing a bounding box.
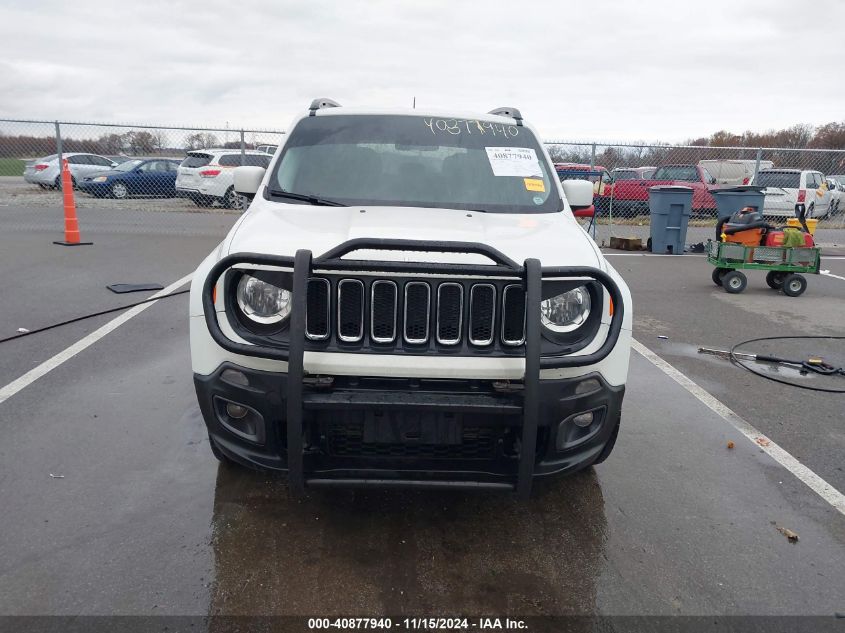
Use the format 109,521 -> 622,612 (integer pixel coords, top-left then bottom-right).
0,289 -> 190,345
730,335 -> 845,393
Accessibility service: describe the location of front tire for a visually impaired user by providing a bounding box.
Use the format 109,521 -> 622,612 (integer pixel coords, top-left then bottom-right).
722,270 -> 747,294
110,181 -> 129,199
712,267 -> 729,286
765,271 -> 786,290
223,186 -> 246,210
781,273 -> 807,297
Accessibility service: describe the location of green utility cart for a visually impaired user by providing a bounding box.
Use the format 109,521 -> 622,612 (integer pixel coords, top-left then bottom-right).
707,240 -> 821,297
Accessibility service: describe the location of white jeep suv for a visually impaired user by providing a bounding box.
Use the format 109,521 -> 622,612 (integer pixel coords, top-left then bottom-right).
189,99 -> 633,497
176,148 -> 273,209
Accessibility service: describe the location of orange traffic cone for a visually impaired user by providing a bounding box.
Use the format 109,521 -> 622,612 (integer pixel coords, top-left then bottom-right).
53,158 -> 92,246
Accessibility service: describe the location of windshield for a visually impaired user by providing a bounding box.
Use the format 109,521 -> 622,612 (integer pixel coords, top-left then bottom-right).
269,114 -> 561,213
756,171 -> 800,188
612,170 -> 639,180
115,160 -> 143,171
653,166 -> 699,181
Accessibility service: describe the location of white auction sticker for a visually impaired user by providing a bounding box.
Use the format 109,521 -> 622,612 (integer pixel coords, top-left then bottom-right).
485,147 -> 542,177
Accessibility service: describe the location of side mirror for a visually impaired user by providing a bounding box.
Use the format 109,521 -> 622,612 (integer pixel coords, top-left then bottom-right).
234,166 -> 266,197
562,179 -> 594,208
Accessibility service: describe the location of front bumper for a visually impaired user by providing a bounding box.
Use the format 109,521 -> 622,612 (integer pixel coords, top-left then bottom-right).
195,363 -> 624,489
196,239 -> 629,497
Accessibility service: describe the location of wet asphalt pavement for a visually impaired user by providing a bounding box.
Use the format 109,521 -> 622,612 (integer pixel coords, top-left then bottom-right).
0,204 -> 843,619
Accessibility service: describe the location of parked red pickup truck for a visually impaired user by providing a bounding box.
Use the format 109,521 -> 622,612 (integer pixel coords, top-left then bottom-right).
598,164 -> 720,214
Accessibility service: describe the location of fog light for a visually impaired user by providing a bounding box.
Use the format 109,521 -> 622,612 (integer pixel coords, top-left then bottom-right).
575,378 -> 601,395
571,411 -> 594,428
214,397 -> 265,444
225,403 -> 248,419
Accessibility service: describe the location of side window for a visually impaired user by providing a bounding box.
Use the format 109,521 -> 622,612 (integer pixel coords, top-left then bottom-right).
219,155 -> 240,167
68,155 -> 91,165
701,167 -> 716,184
138,162 -> 154,172
91,156 -> 113,166
806,173 -> 819,188
244,155 -> 271,168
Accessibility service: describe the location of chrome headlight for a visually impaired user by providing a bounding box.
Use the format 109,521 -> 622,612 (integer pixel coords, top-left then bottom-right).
93,176 -> 108,182
235,274 -> 292,325
540,286 -> 591,332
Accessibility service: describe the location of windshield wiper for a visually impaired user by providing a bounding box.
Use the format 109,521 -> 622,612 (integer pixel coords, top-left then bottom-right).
267,188 -> 346,207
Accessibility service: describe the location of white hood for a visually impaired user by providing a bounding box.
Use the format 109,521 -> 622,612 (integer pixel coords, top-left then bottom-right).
226,202 -> 603,269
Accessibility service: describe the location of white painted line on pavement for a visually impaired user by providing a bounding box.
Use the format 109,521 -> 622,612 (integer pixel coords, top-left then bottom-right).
821,270 -> 845,281
0,273 -> 193,407
632,338 -> 845,517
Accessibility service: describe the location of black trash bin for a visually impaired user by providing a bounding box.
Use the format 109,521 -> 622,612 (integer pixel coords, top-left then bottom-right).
648,186 -> 693,254
711,185 -> 765,220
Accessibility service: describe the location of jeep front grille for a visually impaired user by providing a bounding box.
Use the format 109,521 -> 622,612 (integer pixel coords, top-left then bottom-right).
305,277 -> 525,349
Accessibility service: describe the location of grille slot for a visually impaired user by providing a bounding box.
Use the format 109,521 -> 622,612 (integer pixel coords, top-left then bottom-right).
370,280 -> 397,343
403,282 -> 431,344
436,283 -> 463,345
469,284 -> 496,346
305,278 -> 330,341
501,284 -> 526,345
337,279 -> 364,342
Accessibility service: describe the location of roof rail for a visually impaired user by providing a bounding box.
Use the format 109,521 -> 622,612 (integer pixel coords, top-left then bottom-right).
308,98 -> 341,115
488,107 -> 523,126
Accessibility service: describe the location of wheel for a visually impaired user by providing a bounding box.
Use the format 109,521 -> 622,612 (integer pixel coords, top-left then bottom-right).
54,175 -> 77,190
722,270 -> 747,294
765,271 -> 786,290
110,181 -> 128,199
781,273 -> 807,297
711,267 -> 729,286
223,186 -> 246,210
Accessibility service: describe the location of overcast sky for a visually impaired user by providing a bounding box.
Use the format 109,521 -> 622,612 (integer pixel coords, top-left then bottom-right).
1,0 -> 843,142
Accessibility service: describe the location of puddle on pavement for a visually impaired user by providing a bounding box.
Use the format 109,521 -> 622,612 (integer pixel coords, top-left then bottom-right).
207,466 -> 609,616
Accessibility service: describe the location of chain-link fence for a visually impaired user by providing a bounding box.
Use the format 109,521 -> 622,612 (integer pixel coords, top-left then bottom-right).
2,118 -> 844,244
546,140 -> 845,245
0,118 -> 285,214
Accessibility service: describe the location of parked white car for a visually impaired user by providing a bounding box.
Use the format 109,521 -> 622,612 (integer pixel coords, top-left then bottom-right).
255,144 -> 278,154
753,168 -> 833,219
175,149 -> 273,208
699,159 -> 774,185
189,99 -> 633,498
23,152 -> 118,189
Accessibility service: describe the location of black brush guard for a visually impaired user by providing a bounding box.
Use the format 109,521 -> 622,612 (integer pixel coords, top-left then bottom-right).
202,239 -> 625,498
